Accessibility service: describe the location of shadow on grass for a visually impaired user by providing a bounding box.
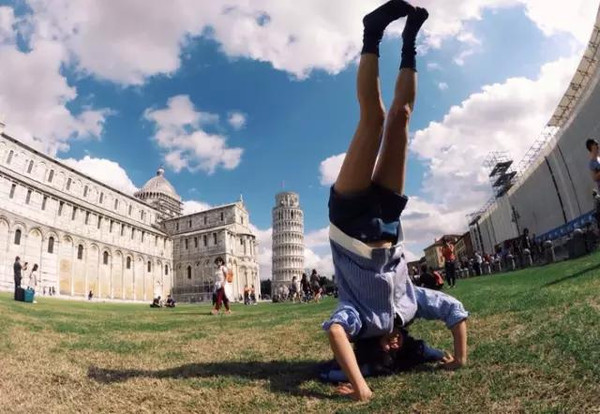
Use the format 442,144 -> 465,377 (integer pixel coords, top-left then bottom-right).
543,262 -> 600,287
88,360 -> 334,399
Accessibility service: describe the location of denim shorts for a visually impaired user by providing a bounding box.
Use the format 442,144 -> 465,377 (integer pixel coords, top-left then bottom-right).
328,184 -> 408,243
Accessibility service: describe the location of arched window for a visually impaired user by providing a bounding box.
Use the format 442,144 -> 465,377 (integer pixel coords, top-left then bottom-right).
126,257 -> 131,269
187,266 -> 192,280
27,160 -> 34,173
48,236 -> 55,254
83,185 -> 88,197
66,178 -> 72,191
147,261 -> 152,272
14,229 -> 21,245
47,169 -> 54,183
6,150 -> 14,164
103,251 -> 109,265
77,244 -> 84,260
165,265 -> 169,275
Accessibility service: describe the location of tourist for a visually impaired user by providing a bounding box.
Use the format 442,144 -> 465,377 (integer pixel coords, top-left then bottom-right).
474,252 -> 483,276
150,296 -> 162,308
310,269 -> 322,303
211,257 -> 231,315
243,285 -> 250,305
301,273 -> 311,302
586,138 -> 600,225
442,237 -> 457,288
27,264 -> 40,303
13,256 -> 22,301
322,2 -> 468,402
88,290 -> 93,301
250,285 -> 256,304
290,276 -> 301,303
165,295 -> 176,308
418,264 -> 443,291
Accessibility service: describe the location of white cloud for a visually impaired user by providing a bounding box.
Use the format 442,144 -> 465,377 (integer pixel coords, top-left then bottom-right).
438,82 -> 449,91
305,226 -> 330,249
319,152 -> 345,186
249,224 -> 273,279
144,95 -> 244,174
182,200 -> 212,215
427,62 -> 441,71
227,112 -> 247,130
60,156 -> 138,195
304,248 -> 334,277
0,6 -> 15,43
18,0 -> 598,84
0,37 -> 111,156
454,48 -> 476,66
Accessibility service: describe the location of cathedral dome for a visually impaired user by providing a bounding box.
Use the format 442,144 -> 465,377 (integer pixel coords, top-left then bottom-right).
138,167 -> 181,201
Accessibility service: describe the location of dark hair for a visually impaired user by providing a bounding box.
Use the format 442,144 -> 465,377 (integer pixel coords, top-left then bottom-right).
214,257 -> 224,265
354,329 -> 428,375
311,269 -> 317,275
32,264 -> 38,271
586,139 -> 598,152
15,256 -> 20,261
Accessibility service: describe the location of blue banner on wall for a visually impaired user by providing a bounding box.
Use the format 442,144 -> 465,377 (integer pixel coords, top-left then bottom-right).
535,210 -> 595,242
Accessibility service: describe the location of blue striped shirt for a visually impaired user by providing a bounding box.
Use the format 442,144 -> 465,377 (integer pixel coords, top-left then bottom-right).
323,224 -> 469,340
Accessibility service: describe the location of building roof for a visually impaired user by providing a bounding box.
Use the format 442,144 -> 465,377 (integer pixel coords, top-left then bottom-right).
137,167 -> 181,201
424,234 -> 463,251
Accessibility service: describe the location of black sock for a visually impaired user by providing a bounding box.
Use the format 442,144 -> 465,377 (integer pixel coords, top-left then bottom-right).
362,0 -> 415,57
400,7 -> 429,71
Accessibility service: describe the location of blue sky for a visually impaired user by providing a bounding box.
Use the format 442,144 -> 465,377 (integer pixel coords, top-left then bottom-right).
0,0 -> 597,276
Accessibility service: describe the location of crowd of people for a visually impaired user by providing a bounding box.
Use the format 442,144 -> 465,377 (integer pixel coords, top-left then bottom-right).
272,269 -> 331,303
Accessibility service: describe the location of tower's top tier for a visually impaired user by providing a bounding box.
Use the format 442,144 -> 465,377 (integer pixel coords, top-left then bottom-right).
274,191 -> 300,209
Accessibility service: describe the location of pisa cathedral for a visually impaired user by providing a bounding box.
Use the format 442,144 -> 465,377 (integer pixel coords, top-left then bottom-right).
0,124 -> 260,303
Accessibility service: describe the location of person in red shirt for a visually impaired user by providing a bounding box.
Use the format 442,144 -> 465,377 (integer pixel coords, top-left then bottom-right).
442,238 -> 457,288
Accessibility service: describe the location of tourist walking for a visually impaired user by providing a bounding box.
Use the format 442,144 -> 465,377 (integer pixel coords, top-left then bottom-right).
310,269 -> 322,303
212,257 -> 231,315
301,273 -> 311,302
442,238 -> 457,287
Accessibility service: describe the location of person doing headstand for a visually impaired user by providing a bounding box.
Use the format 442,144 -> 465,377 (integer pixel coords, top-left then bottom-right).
323,1 -> 468,402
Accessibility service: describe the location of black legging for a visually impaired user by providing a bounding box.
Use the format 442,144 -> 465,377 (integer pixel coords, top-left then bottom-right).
14,277 -> 21,300
445,261 -> 457,287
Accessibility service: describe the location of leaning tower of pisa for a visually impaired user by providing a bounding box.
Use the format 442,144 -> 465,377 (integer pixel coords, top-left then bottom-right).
271,192 -> 305,297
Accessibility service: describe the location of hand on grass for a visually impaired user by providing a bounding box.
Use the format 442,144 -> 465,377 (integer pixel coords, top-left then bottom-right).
336,382 -> 373,402
439,351 -> 465,370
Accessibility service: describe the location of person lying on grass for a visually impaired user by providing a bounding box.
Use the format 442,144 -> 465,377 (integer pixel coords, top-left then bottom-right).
319,326 -> 454,384
322,1 -> 468,402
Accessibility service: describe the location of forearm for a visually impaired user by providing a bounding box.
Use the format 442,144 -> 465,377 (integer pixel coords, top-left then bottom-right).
451,320 -> 468,365
327,324 -> 370,398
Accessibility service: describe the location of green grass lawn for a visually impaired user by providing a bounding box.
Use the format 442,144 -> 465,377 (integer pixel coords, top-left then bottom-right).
1,253 -> 600,413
